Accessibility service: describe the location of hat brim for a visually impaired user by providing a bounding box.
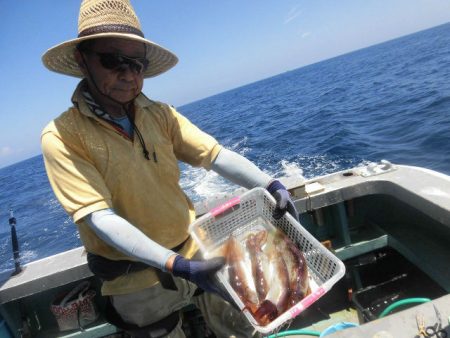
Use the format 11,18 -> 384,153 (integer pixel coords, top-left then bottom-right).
42,32 -> 178,78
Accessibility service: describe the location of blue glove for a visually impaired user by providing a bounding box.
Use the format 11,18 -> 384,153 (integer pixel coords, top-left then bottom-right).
171,255 -> 232,303
267,180 -> 299,221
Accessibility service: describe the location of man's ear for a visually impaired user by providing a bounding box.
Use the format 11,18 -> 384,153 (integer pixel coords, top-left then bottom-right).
74,49 -> 88,77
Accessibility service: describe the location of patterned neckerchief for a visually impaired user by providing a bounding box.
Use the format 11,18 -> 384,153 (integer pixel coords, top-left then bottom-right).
80,87 -> 152,161
81,88 -> 134,137
82,89 -> 116,122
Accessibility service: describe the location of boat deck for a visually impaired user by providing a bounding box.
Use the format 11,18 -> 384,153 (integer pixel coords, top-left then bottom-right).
1,163 -> 450,337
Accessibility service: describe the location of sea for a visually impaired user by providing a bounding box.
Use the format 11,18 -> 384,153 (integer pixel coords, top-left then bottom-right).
1,23 -> 450,273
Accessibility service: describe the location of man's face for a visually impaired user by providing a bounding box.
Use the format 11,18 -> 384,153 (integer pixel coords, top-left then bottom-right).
78,38 -> 146,104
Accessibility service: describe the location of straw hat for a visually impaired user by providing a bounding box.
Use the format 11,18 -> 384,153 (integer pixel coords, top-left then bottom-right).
42,0 -> 178,78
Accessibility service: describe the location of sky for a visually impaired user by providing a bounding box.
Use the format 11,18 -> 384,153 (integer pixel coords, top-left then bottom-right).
1,1 -> 450,168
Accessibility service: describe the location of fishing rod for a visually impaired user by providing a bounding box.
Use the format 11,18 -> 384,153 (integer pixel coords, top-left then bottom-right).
9,209 -> 22,275
8,210 -> 36,337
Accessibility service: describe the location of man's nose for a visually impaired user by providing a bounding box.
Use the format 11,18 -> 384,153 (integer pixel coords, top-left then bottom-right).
117,64 -> 139,80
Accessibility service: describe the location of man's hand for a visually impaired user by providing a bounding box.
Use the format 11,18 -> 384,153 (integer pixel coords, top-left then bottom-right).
170,255 -> 232,301
267,180 -> 299,221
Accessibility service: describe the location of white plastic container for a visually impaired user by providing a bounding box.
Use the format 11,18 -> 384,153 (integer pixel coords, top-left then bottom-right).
189,187 -> 346,334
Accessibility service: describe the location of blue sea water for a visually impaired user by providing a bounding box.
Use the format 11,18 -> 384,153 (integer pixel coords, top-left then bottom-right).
1,23 -> 450,273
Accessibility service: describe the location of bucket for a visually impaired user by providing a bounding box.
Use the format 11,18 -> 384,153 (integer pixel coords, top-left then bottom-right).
0,320 -> 12,338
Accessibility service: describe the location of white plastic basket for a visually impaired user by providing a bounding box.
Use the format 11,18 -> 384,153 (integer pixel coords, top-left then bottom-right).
189,187 -> 346,334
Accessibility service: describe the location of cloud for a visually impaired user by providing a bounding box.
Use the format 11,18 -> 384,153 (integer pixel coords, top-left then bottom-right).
285,5 -> 302,24
0,146 -> 13,157
301,32 -> 311,38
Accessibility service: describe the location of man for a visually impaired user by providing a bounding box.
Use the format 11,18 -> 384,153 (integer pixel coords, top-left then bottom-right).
41,1 -> 298,337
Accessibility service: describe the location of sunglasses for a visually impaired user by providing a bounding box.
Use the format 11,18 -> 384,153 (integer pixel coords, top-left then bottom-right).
94,52 -> 149,74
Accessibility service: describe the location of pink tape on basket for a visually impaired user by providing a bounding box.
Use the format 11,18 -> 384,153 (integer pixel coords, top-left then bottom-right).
210,197 -> 241,217
289,287 -> 326,318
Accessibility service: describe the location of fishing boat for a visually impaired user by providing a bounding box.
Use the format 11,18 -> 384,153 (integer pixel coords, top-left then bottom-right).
1,160 -> 449,337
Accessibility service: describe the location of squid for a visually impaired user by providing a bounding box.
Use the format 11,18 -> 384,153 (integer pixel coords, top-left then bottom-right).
224,235 -> 259,313
222,228 -> 310,326
254,245 -> 291,325
246,231 -> 269,301
274,231 -> 310,307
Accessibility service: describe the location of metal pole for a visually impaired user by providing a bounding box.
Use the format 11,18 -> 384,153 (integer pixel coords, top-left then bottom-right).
9,209 -> 22,275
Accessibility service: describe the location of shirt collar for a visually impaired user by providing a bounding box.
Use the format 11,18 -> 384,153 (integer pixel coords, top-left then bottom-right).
71,80 -> 154,118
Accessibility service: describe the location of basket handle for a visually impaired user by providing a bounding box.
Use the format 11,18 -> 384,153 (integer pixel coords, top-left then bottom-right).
210,197 -> 241,219
289,287 -> 326,318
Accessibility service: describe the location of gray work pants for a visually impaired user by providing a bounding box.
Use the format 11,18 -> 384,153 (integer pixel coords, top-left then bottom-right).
111,276 -> 259,338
